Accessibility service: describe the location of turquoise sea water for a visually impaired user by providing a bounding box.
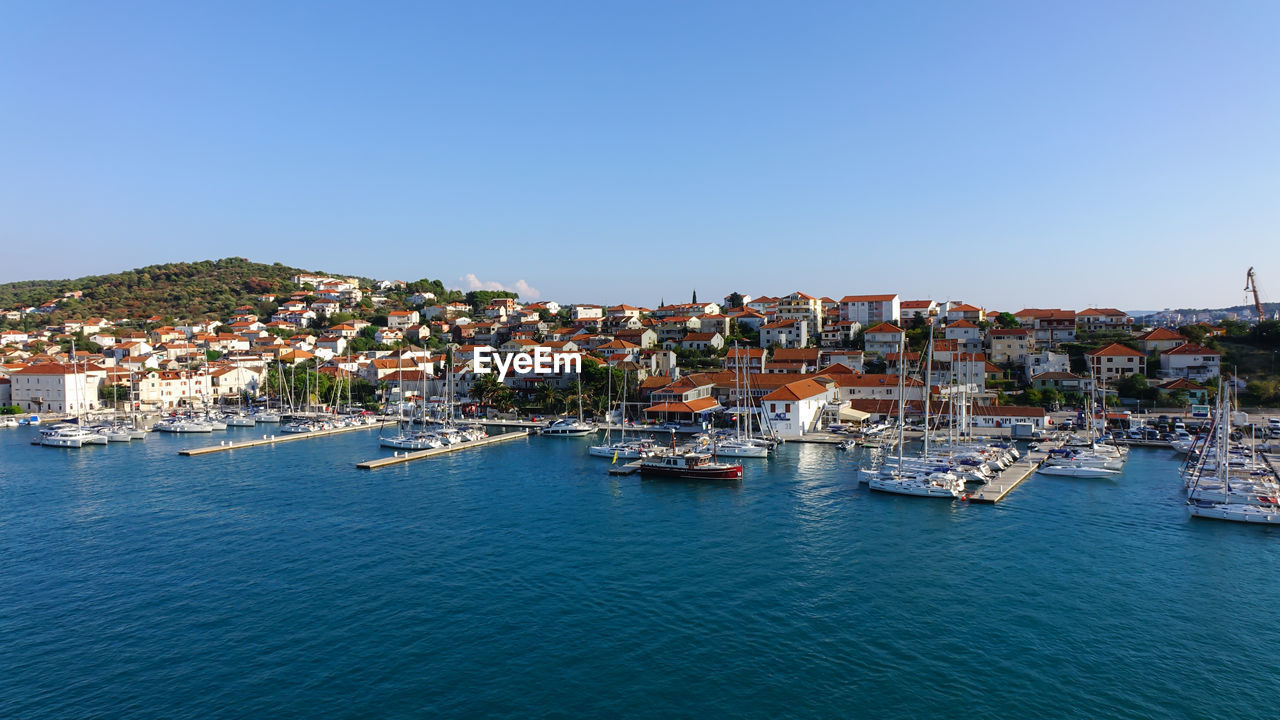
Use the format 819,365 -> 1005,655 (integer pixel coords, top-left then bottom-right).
2,425 -> 1279,718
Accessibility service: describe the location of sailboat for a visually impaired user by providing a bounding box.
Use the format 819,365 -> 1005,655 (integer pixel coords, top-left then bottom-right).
711,343 -> 770,458
1039,365 -> 1124,478
41,342 -> 110,447
865,331 -> 965,498
224,358 -> 257,426
589,368 -> 657,458
1186,378 -> 1280,523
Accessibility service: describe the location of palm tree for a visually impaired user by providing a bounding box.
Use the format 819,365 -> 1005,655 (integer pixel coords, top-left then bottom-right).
493,386 -> 517,412
470,373 -> 503,406
534,382 -> 562,411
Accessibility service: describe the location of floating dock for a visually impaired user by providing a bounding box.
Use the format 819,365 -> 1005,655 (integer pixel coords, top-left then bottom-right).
355,429 -> 529,469
608,460 -> 644,475
968,442 -> 1060,503
178,420 -> 393,456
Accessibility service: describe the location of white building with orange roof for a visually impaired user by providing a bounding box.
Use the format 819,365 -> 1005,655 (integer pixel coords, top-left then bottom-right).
1076,308 -> 1133,333
386,310 -> 420,330
135,369 -> 212,409
944,319 -> 982,351
777,291 -> 823,337
11,362 -> 103,413
759,319 -> 808,349
761,377 -> 837,437
1014,308 -> 1077,346
1159,344 -> 1220,382
1135,327 -> 1187,354
987,328 -> 1034,364
1086,343 -> 1146,382
863,322 -> 905,357
839,294 -> 900,326
945,303 -> 985,324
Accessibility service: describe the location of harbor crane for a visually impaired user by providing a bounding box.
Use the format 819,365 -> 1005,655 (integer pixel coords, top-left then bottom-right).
1244,267 -> 1264,320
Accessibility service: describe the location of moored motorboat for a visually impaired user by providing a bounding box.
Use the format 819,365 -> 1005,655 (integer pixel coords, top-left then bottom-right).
542,417 -> 594,437
1038,464 -> 1121,478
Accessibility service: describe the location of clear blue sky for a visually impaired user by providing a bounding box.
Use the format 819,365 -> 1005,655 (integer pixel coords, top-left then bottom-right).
2,1 -> 1278,311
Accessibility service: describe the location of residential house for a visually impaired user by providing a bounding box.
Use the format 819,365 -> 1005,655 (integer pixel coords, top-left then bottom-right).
1136,327 -> 1187,354
863,323 -> 905,357
730,309 -> 768,332
820,320 -> 860,347
900,300 -> 938,323
725,347 -> 766,373
1086,343 -> 1146,382
209,365 -> 263,397
680,332 -> 724,352
134,370 -> 212,409
1076,308 -> 1133,333
10,362 -> 103,413
1157,378 -> 1209,404
944,320 -> 982,352
1160,344 -> 1220,382
1014,309 -> 1077,346
658,316 -> 701,344
759,319 -> 808,349
986,328 -> 1033,365
777,292 -> 824,337
945,303 -> 985,324
571,305 -> 604,321
655,302 -> 721,318
643,374 -> 721,426
374,328 -> 404,345
1023,351 -> 1070,382
819,350 -> 865,372
1030,371 -> 1091,394
387,310 -> 420,330
771,348 -> 822,374
760,378 -> 837,437
839,294 -> 900,326
614,328 -> 658,349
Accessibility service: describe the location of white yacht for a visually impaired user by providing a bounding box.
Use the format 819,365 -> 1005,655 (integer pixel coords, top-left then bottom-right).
40,425 -> 100,448
543,417 -> 594,437
154,418 -> 214,433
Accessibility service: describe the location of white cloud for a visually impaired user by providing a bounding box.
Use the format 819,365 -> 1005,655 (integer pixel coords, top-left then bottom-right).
458,273 -> 541,300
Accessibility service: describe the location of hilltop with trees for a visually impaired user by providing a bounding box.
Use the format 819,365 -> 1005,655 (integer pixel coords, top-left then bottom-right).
0,258 -> 372,323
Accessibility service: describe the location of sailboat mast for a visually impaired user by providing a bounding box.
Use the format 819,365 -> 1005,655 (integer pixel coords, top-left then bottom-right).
896,332 -> 906,468
923,331 -> 933,459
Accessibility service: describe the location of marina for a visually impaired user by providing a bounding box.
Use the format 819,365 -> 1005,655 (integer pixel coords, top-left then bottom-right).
968,440 -> 1060,503
355,428 -> 529,469
178,418 -> 395,456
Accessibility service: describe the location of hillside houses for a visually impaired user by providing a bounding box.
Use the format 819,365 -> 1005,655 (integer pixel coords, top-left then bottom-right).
4,270 -> 1258,424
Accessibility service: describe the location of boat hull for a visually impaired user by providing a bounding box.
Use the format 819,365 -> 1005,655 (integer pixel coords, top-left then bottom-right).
639,464 -> 743,480
1037,465 -> 1121,478
1188,503 -> 1280,524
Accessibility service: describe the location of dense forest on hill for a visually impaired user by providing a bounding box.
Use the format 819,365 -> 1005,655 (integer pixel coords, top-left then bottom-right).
0,258 -> 369,321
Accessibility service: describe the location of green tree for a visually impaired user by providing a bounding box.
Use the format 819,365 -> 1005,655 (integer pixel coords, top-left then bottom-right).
995,312 -> 1020,328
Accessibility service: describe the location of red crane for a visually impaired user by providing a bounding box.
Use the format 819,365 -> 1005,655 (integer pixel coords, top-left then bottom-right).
1244,267 -> 1264,320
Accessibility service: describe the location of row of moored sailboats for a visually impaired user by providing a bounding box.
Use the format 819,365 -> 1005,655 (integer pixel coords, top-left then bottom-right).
1183,379 -> 1280,524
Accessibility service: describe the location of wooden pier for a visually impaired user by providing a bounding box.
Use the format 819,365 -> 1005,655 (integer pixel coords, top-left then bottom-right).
608,460 -> 644,475
179,420 -> 394,456
355,429 -> 529,469
968,442 -> 1060,504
